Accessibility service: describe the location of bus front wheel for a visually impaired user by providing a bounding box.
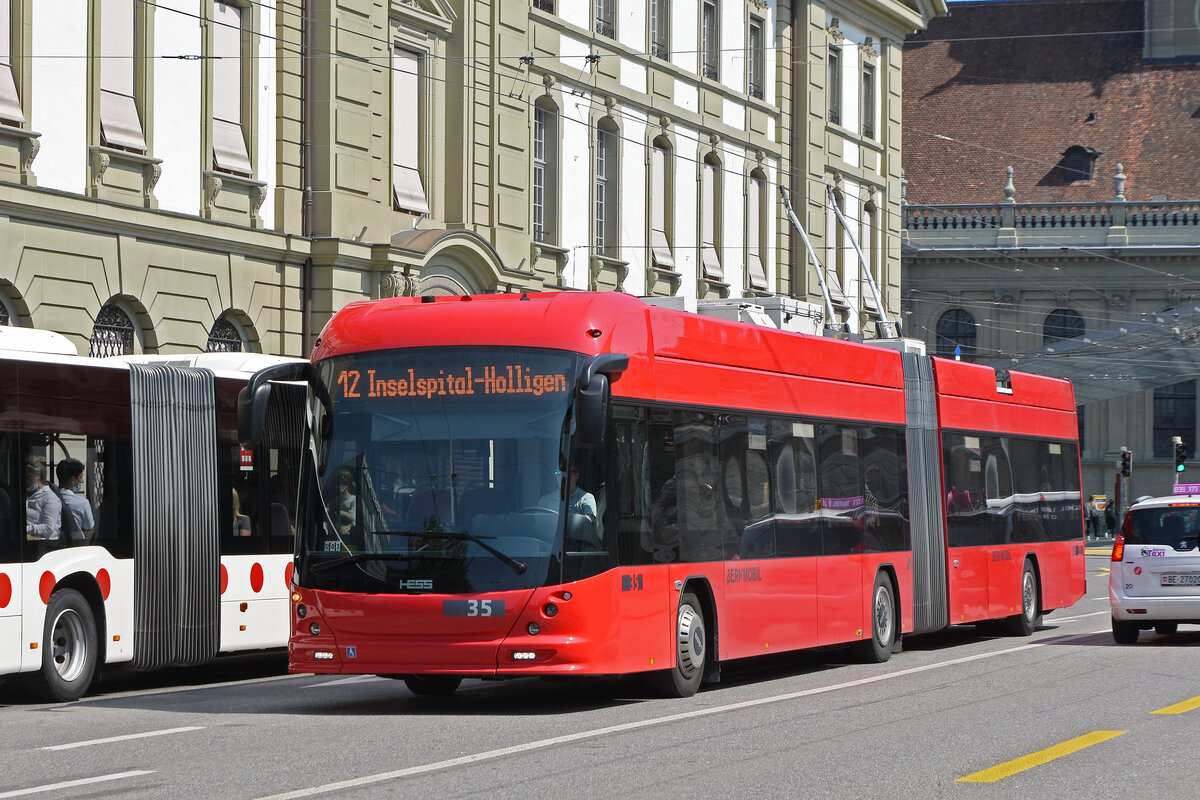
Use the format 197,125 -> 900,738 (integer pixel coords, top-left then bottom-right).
655,591 -> 706,698
36,588 -> 99,702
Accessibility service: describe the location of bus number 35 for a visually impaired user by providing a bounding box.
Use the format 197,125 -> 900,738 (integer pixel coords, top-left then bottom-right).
443,599 -> 506,617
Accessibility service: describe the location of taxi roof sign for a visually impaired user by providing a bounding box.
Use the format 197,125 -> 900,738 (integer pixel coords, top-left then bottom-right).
1172,483 -> 1200,495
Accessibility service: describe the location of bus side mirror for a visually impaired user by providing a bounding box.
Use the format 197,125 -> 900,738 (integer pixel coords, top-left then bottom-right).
238,382 -> 272,448
576,373 -> 609,445
576,353 -> 628,445
238,361 -> 326,449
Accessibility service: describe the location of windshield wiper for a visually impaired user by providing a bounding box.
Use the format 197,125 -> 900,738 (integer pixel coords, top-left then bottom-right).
310,552 -> 432,574
390,530 -> 527,574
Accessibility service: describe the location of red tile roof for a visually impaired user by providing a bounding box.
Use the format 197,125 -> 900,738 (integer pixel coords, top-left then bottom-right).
902,0 -> 1200,205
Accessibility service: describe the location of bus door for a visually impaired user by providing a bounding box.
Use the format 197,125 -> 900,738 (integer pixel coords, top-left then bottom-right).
942,434 -> 988,622
0,358 -> 18,674
816,424 -> 864,645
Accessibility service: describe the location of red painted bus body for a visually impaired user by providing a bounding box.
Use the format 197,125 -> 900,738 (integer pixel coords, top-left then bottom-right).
281,292 -> 1084,692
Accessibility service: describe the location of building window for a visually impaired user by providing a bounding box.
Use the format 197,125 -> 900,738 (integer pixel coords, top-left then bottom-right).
1154,380 -> 1196,459
861,63 -> 875,139
936,308 -> 976,360
827,46 -> 841,125
392,48 -> 428,215
89,304 -> 135,358
533,100 -> 558,244
595,0 -> 615,38
212,1 -> 251,175
207,317 -> 243,352
748,16 -> 764,100
863,201 -> 878,304
100,0 -> 145,152
1043,308 -> 1084,344
746,171 -> 768,291
701,1 -> 719,80
650,138 -> 674,269
700,155 -> 722,280
1059,145 -> 1098,183
651,0 -> 670,59
595,118 -> 619,256
533,0 -> 554,11
0,0 -> 23,125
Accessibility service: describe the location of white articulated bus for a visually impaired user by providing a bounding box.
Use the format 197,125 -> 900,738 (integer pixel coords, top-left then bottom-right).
0,333 -> 304,701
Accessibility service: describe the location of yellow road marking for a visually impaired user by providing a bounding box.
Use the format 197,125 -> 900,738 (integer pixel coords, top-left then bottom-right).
1085,548 -> 1113,556
1151,696 -> 1200,715
957,731 -> 1125,783
1095,567 -> 1110,576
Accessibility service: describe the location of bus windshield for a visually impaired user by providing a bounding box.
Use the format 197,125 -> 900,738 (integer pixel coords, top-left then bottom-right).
299,347 -> 580,593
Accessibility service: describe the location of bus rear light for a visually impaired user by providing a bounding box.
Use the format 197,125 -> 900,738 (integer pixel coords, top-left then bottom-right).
508,649 -> 555,663
297,604 -> 307,618
1112,534 -> 1125,562
527,622 -> 540,635
543,603 -> 558,617
314,651 -> 334,660
291,592 -> 303,603
239,602 -> 248,612
512,651 -> 536,660
309,622 -> 321,636
562,591 -> 572,601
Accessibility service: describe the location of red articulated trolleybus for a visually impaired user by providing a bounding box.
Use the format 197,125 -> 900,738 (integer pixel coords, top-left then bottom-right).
240,291 -> 1086,697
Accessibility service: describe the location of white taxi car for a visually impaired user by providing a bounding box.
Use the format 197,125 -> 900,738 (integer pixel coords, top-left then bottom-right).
1110,488 -> 1200,643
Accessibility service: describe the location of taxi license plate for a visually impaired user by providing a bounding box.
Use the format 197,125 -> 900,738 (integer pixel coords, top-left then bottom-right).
1160,574 -> 1200,586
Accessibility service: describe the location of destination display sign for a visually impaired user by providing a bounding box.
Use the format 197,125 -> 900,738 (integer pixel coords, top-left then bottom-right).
336,364 -> 570,401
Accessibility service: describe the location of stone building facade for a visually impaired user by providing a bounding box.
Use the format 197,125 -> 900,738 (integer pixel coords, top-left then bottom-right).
902,0 -> 1200,504
0,0 -> 941,359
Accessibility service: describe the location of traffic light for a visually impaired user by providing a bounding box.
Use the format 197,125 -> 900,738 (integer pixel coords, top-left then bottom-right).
1120,450 -> 1132,477
1175,437 -> 1187,473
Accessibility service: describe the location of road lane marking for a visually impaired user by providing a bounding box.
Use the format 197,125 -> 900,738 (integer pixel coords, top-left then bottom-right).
41,725 -> 205,751
957,731 -> 1125,783
1085,548 -> 1113,556
253,630 -> 1109,800
306,676 -> 388,688
1151,695 -> 1200,715
0,771 -> 154,798
1045,611 -> 1107,623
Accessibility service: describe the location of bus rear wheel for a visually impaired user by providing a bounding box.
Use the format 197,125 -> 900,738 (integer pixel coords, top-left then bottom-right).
403,675 -> 462,696
35,588 -> 98,702
1004,560 -> 1041,636
857,572 -> 895,663
654,591 -> 706,698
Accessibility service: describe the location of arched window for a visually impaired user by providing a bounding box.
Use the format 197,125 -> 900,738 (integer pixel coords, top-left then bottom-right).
700,153 -> 722,280
1044,308 -> 1084,344
207,317 -> 243,352
89,303 -> 135,357
936,308 -> 976,359
594,117 -> 619,256
533,98 -> 559,244
746,170 -> 768,292
650,136 -> 674,269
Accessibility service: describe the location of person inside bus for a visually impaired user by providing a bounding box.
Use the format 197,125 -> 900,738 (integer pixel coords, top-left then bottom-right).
55,457 -> 95,541
335,467 -> 356,533
233,487 -> 252,537
563,464 -> 599,549
24,455 -> 62,542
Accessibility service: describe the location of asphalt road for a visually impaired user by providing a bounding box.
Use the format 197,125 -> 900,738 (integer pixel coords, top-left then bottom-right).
2,549 -> 1198,799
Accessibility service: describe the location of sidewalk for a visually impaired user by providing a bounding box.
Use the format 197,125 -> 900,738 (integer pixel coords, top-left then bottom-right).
1085,534 -> 1115,553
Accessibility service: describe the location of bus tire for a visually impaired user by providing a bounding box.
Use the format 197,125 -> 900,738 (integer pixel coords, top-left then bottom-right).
403,675 -> 462,696
655,591 -> 706,698
1112,617 -> 1140,644
1004,559 -> 1041,636
36,588 -> 98,702
857,572 -> 895,664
